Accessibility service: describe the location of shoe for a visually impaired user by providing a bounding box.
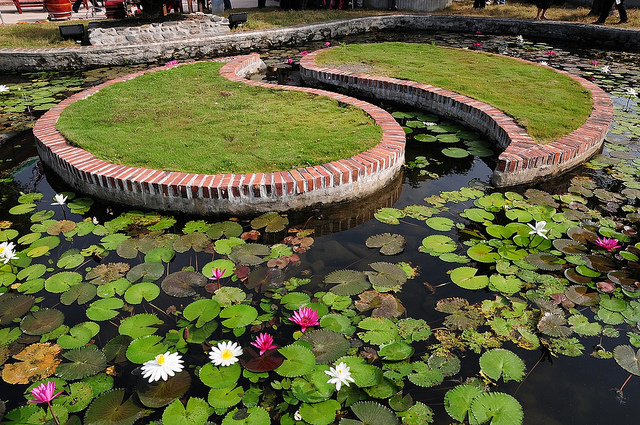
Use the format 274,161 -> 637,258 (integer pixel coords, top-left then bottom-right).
616,19 -> 629,24
72,6 -> 79,12
591,20 -> 605,25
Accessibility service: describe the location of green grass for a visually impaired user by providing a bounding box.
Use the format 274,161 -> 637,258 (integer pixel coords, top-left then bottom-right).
55,61 -> 382,174
315,42 -> 593,142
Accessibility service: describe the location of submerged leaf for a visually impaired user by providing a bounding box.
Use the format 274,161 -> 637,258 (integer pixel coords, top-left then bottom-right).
365,233 -> 406,255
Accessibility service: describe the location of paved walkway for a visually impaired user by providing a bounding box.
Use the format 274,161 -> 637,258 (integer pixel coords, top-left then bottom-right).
0,0 -> 278,24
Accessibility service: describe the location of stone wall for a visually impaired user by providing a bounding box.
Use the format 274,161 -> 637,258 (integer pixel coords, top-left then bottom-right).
89,15 -> 230,46
364,0 -> 452,11
299,48 -> 614,187
1,15 -> 638,72
32,55 -> 406,215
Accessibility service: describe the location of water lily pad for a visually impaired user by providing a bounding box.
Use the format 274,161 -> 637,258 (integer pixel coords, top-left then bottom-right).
0,294 -> 35,325
525,252 -> 565,271
126,335 -> 168,364
442,147 -> 469,158
126,262 -> 165,283
553,239 -> 586,254
1,342 -> 62,384
344,401 -> 399,425
207,221 -> 244,239
408,362 -> 443,388
357,317 -> 399,345
437,134 -> 460,143
56,346 -> 106,380
366,233 -> 406,255
583,255 -> 616,272
124,282 -> 161,304
220,304 -> 258,329
378,341 -> 414,361
208,385 -> 244,409
173,232 -> 211,253
374,208 -> 405,225
613,345 -> 640,376
222,406 -> 271,425
202,260 -> 235,280
367,262 -> 407,288
450,267 -> 489,290
161,270 -> 207,297
45,271 -> 83,293
137,371 -> 191,408
118,314 -> 162,339
414,134 -> 437,142
183,299 -> 221,328
479,349 -> 525,382
567,227 -> 598,244
299,399 -> 341,425
470,392 -> 523,425
467,244 -> 500,263
245,266 -> 283,293
84,389 -> 144,425
20,308 -> 64,335
228,244 -> 270,266
425,217 -> 454,231
419,235 -> 457,255
326,270 -> 370,296
275,344 -> 317,378
538,313 -> 571,337
240,347 -> 285,373
103,335 -> 133,363
199,362 -> 241,389
57,322 -> 100,350
60,283 -> 97,306
86,297 -> 124,321
300,329 -> 350,364
251,212 -> 288,233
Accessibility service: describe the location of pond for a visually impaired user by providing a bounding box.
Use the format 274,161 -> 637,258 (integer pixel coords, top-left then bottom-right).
0,29 -> 639,425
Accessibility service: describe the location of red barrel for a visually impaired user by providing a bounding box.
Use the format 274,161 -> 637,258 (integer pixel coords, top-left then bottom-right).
44,0 -> 72,20
105,0 -> 126,19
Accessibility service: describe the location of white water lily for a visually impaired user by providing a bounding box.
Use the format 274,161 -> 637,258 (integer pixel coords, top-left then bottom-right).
140,351 -> 184,382
539,61 -> 548,66
626,87 -> 637,97
601,65 -> 610,74
209,341 -> 243,367
294,410 -> 302,421
52,193 -> 67,206
0,241 -> 18,264
325,362 -> 355,391
516,35 -> 524,43
527,220 -> 549,239
0,85 -> 9,93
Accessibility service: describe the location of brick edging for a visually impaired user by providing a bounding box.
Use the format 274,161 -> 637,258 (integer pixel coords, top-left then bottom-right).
299,48 -> 613,187
32,54 -> 405,215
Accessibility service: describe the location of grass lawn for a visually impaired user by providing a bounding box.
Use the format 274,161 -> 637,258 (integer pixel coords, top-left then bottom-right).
315,42 -> 593,143
55,61 -> 382,174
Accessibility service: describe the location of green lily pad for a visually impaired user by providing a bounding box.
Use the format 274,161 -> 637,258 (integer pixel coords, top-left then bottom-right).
118,313 -> 162,339
199,362 -> 241,389
220,304 -> 258,329
346,401 -> 399,425
137,371 -> 191,408
45,271 -> 83,293
84,389 -> 144,425
221,406 -> 271,425
613,345 -> 640,376
207,385 -> 244,409
450,267 -> 489,290
124,282 -> 161,304
444,384 -> 484,422
467,244 -> 500,263
442,147 -> 469,158
228,243 -> 270,266
326,270 -> 371,296
366,233 -> 406,255
60,283 -> 97,306
419,235 -> 457,254
56,346 -> 107,380
275,344 -> 316,378
207,221 -> 244,239
367,262 -> 407,288
470,392 -> 523,425
86,297 -> 124,321
183,298 -> 221,328
126,335 -> 168,364
251,212 -> 288,233
425,217 -> 454,231
299,399 -> 341,425
479,349 -> 525,382
374,208 -> 404,225
300,329 -> 350,364
378,341 -> 414,361
126,262 -> 165,283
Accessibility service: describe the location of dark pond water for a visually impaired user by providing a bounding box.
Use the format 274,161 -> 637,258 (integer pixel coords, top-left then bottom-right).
0,29 -> 639,425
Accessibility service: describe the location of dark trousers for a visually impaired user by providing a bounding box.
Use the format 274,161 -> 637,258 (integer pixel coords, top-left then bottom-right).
598,0 -> 628,22
473,0 -> 485,8
72,0 -> 98,10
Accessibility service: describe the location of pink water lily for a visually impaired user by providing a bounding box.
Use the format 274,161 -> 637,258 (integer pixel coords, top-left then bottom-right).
210,268 -> 225,280
473,42 -> 482,47
286,58 -> 294,64
299,50 -> 309,55
325,42 -> 331,46
289,306 -> 319,333
545,50 -> 556,56
29,381 -> 63,425
251,332 -> 277,355
29,381 -> 63,404
595,237 -> 621,252
592,60 -> 598,66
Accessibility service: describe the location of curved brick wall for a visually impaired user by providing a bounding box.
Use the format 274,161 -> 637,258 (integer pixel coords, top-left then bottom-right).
299,48 -> 614,187
32,54 -> 405,215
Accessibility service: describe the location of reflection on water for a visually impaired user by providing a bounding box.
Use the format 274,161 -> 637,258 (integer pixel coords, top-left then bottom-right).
0,29 -> 639,424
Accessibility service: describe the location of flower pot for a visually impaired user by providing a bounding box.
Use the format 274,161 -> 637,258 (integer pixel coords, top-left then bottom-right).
44,0 -> 72,20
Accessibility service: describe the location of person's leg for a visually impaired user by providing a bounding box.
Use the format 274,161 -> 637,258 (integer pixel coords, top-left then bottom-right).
595,0 -> 616,23
615,0 -> 628,22
72,0 -> 83,12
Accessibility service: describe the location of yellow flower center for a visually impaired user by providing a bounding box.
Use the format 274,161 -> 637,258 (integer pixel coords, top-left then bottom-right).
156,354 -> 166,365
221,349 -> 234,360
0,247 -> 4,254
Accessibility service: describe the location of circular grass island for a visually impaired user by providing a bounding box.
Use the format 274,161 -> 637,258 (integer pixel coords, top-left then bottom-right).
34,56 -> 406,215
